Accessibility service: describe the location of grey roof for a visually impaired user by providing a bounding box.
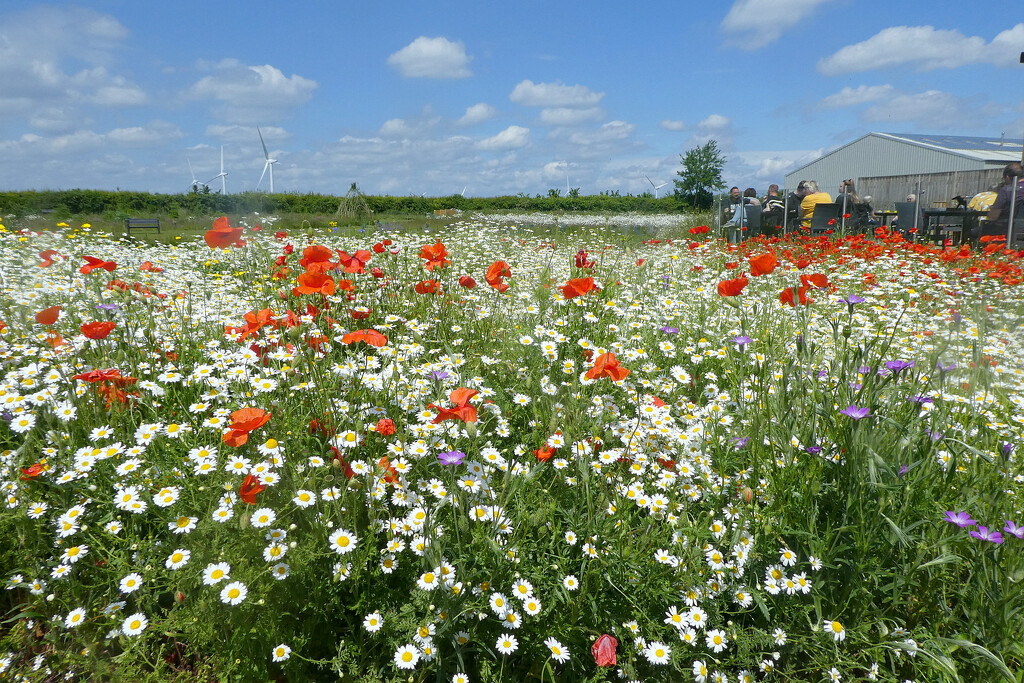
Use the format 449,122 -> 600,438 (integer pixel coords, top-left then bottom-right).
876,132 -> 1023,162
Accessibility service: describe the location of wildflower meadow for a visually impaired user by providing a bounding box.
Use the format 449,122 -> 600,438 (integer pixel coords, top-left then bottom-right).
0,214 -> 1022,682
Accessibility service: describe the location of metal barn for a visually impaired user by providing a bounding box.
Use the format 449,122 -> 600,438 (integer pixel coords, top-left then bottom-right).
783,133 -> 1023,210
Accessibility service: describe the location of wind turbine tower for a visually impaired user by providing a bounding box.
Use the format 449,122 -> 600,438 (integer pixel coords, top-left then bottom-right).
206,147 -> 228,194
256,127 -> 278,193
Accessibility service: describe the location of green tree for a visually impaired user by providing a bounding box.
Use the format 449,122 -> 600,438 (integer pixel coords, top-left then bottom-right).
674,139 -> 726,210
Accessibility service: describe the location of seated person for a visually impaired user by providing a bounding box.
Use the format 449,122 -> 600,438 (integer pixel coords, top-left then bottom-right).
761,184 -> 786,236
984,162 -> 1024,240
799,180 -> 832,228
721,186 -> 741,225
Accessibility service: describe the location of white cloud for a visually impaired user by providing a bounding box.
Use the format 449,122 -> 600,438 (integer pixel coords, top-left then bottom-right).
187,61 -> 317,125
538,107 -> 605,126
660,119 -> 686,131
458,103 -> 497,126
205,125 -> 289,144
477,125 -> 531,151
0,7 -> 146,115
819,84 -> 896,108
509,80 -> 604,108
698,114 -> 731,132
387,37 -> 472,78
721,0 -> 833,50
817,24 -> 1024,75
860,90 -> 1001,130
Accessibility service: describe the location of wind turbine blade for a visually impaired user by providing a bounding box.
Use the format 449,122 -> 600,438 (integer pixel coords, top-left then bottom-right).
257,161 -> 269,191
187,158 -> 197,183
220,146 -> 225,174
258,127 -> 269,160
644,174 -> 655,189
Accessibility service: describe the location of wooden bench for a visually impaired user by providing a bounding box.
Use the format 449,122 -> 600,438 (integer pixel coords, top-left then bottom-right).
124,218 -> 160,234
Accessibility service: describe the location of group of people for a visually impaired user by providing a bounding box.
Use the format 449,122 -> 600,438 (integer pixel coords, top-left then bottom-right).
720,179 -> 874,242
720,162 -> 1024,244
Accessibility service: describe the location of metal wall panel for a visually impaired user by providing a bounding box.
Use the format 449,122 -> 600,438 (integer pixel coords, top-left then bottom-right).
782,134 -> 998,200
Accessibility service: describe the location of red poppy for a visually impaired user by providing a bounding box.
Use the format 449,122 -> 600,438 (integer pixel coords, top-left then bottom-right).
749,251 -> 778,276
72,368 -> 129,383
139,261 -> 163,273
293,272 -> 336,296
81,321 -> 116,339
349,307 -> 372,320
204,216 -> 246,249
377,456 -> 400,484
419,241 -> 451,271
274,231 -> 288,239
37,249 -> 59,267
534,445 -> 555,462
20,463 -> 45,480
371,267 -> 385,279
799,273 -> 829,289
35,306 -> 61,325
585,352 -> 630,381
688,225 -> 710,235
338,249 -> 372,274
561,277 -> 597,299
485,260 -> 511,292
592,634 -> 618,667
575,249 -> 595,269
375,418 -> 396,436
223,407 -> 272,447
341,329 -> 388,347
458,275 -> 476,288
299,245 -> 337,272
427,387 -> 479,424
79,255 -> 118,275
779,286 -> 809,307
724,261 -> 739,270
372,242 -> 386,254
239,473 -> 266,504
415,279 -> 442,295
717,276 -> 748,297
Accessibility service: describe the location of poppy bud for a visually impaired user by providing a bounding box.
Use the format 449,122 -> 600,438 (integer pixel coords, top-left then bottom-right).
592,634 -> 617,667
174,590 -> 185,604
741,486 -> 754,504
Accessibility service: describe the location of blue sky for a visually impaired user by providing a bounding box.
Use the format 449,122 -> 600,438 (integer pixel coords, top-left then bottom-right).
1,1 -> 1022,198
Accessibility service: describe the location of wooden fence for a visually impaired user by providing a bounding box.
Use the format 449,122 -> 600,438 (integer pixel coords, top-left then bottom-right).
858,169 -> 1004,210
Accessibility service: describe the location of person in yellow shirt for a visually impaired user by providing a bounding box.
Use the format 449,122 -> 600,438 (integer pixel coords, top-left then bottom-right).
798,180 -> 832,228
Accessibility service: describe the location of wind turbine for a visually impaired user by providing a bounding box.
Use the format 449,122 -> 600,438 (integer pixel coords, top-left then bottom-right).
460,186 -> 467,197
645,174 -> 668,198
255,127 -> 277,193
206,146 -> 228,194
187,158 -> 208,192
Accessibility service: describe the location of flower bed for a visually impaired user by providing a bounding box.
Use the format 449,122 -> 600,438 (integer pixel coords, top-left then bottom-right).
0,217 -> 1022,682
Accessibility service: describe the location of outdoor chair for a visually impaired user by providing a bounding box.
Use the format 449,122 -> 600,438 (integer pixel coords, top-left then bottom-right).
894,202 -> 924,239
808,203 -> 841,235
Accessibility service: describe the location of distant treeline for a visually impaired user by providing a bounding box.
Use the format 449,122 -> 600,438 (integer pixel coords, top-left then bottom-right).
0,189 -> 685,219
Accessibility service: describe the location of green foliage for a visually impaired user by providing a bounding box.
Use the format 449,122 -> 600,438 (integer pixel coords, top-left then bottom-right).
674,139 -> 727,210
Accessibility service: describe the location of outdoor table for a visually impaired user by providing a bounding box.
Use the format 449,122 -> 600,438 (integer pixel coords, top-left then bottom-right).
921,208 -> 988,244
876,211 -> 897,228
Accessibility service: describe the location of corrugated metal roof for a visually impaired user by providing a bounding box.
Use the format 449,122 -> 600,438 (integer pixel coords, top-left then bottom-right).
877,132 -> 1023,162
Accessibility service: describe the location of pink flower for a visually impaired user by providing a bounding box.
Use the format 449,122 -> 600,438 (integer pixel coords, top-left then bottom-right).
591,634 -> 617,667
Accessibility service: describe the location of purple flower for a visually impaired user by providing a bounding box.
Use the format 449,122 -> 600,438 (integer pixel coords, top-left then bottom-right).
885,360 -> 915,375
1001,442 -> 1015,458
437,450 -> 466,466
858,365 -> 872,375
1003,520 -> 1024,540
660,325 -> 679,334
928,430 -> 943,442
429,371 -> 450,380
841,294 -> 866,305
969,526 -> 1004,544
943,511 -> 978,528
95,303 -> 121,311
936,362 -> 956,374
908,395 -> 933,404
806,446 -> 822,455
732,335 -> 753,347
839,405 -> 870,420
732,436 -> 749,449
898,464 -> 909,477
